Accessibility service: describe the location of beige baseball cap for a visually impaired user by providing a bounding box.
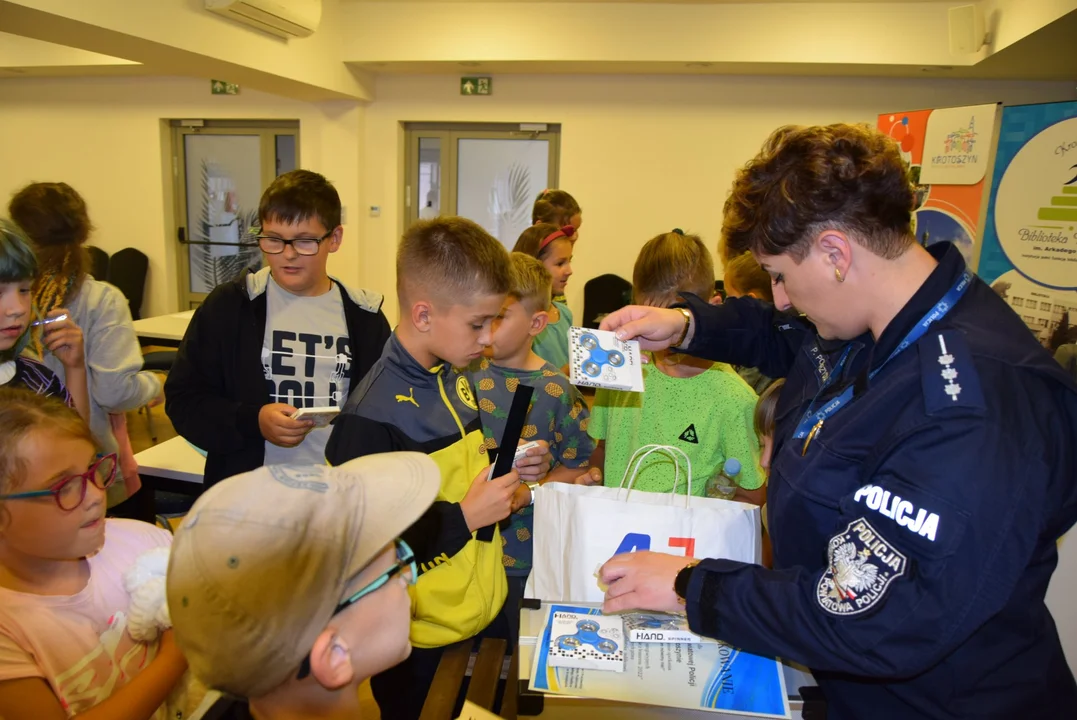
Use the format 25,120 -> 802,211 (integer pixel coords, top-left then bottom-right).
166,453 -> 440,698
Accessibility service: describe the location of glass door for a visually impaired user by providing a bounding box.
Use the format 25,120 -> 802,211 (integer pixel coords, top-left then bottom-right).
456,137 -> 550,246
405,124 -> 561,249
172,123 -> 299,309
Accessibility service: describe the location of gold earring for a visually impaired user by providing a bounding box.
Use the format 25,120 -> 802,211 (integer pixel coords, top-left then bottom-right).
835,267 -> 845,283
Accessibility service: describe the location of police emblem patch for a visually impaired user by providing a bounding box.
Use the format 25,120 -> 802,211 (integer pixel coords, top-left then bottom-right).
817,518 -> 907,616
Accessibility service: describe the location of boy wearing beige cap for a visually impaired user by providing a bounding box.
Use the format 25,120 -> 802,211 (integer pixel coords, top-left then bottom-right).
166,453 -> 440,719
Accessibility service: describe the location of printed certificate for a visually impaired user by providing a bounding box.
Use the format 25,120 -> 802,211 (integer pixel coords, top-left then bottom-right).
529,604 -> 790,718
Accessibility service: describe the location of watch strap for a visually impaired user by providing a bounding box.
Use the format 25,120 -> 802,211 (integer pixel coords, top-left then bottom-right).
674,559 -> 701,604
672,307 -> 692,349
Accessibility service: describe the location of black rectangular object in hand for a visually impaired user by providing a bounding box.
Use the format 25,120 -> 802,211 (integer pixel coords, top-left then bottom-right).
476,384 -> 535,542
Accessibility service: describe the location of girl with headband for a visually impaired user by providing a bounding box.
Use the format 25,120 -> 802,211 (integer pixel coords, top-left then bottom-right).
532,190 -> 582,304
513,223 -> 576,370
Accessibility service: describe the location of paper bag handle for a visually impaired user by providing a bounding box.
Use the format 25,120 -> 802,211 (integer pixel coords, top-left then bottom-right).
616,444 -> 694,507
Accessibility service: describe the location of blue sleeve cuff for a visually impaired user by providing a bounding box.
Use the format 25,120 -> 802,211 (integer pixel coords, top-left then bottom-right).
685,558 -> 751,640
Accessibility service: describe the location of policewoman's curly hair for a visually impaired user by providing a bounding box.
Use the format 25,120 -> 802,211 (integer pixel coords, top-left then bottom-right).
8,182 -> 92,324
721,124 -> 915,262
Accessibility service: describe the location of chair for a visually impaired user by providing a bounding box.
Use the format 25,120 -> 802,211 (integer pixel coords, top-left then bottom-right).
108,247 -> 149,321
140,350 -> 176,442
107,248 -> 174,439
86,246 -> 110,281
582,274 -> 632,329
420,637 -> 516,719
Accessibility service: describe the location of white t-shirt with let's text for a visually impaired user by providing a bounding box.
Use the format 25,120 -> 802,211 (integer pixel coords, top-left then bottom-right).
262,276 -> 352,466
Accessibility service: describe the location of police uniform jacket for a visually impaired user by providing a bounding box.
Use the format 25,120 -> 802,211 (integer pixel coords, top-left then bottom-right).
676,243 -> 1077,719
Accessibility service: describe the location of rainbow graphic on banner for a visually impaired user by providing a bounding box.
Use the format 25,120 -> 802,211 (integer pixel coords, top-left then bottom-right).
1037,180 -> 1077,223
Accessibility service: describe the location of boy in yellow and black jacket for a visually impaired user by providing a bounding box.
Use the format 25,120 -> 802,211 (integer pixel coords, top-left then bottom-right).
326,217 -> 548,720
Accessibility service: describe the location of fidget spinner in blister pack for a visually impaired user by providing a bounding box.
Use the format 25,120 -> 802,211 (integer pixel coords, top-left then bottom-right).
568,326 -> 644,393
577,332 -> 624,383
627,614 -> 682,631
555,618 -> 620,655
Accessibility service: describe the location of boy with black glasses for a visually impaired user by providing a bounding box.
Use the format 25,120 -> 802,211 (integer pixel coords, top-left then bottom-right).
166,170 -> 390,486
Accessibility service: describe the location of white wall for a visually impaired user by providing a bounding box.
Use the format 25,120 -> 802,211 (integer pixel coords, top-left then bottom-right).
0,76 -> 363,317
361,74 -> 1076,322
2,72 -> 1075,321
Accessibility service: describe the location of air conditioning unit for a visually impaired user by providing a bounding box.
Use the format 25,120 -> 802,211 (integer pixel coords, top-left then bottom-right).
205,0 -> 321,39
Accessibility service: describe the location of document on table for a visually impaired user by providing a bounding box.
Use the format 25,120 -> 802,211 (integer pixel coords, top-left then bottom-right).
529,604 -> 790,718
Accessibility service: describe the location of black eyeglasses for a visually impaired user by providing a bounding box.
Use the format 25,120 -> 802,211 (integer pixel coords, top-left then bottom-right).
296,539 -> 416,680
255,230 -> 334,256
0,453 -> 117,511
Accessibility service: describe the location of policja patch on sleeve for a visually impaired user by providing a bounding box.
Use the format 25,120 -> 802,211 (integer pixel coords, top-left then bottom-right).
919,330 -> 985,416
817,518 -> 907,616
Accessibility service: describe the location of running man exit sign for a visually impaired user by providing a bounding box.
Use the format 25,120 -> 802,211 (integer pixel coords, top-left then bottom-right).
460,77 -> 492,96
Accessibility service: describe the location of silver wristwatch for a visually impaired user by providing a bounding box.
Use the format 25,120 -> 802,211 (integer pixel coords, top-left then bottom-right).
526,481 -> 541,506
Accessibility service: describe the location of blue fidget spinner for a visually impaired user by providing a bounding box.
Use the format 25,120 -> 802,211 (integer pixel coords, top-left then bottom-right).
578,333 -> 625,379
555,619 -> 619,654
633,615 -> 680,630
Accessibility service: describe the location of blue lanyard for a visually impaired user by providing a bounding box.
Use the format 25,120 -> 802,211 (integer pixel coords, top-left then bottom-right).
792,270 -> 972,448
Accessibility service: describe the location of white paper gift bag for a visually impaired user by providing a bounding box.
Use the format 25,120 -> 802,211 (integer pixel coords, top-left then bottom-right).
527,444 -> 762,603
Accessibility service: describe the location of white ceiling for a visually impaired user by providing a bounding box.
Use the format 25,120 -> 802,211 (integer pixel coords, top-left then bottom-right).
352,1 -> 944,3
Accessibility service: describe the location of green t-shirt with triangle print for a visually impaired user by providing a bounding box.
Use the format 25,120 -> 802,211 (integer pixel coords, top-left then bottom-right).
588,362 -> 764,496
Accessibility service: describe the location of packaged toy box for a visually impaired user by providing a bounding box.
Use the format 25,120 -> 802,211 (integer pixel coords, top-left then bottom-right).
623,613 -> 718,645
547,611 -> 625,672
568,327 -> 644,392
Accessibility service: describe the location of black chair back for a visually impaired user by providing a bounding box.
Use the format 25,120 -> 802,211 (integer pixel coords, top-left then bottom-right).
86,246 -> 110,281
108,248 -> 149,320
582,274 -> 633,329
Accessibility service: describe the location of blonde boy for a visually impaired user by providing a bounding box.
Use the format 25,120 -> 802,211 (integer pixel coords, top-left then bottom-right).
472,253 -> 598,639
326,218 -> 547,720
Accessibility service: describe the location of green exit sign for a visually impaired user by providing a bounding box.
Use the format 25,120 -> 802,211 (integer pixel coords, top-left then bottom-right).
211,79 -> 240,95
460,77 -> 491,96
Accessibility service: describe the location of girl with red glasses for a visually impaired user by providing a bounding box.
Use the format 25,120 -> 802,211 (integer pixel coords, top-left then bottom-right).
0,388 -> 188,719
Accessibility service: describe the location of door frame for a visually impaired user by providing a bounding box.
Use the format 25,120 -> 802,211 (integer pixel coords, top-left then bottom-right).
403,123 -> 562,229
170,120 -> 300,309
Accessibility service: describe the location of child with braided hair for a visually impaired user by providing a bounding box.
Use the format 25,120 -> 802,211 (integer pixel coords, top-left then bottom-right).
9,182 -> 161,507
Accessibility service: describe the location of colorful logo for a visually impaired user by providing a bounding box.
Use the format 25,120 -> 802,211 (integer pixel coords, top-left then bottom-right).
931,115 -> 980,167
993,115 -> 1077,290
456,375 -> 478,410
943,116 -> 978,154
1038,163 -> 1077,223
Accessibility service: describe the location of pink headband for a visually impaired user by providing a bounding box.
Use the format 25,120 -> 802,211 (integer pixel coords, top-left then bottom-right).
539,225 -> 576,252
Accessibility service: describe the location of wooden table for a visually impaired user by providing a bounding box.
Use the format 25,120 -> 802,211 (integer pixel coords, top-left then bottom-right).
132,309 -> 195,348
132,435 -> 205,522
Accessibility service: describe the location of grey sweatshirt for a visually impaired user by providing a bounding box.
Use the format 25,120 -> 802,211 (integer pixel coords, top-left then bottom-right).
43,278 -> 162,504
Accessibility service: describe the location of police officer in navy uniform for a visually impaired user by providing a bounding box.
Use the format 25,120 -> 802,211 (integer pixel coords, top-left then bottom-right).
598,123 -> 1077,719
